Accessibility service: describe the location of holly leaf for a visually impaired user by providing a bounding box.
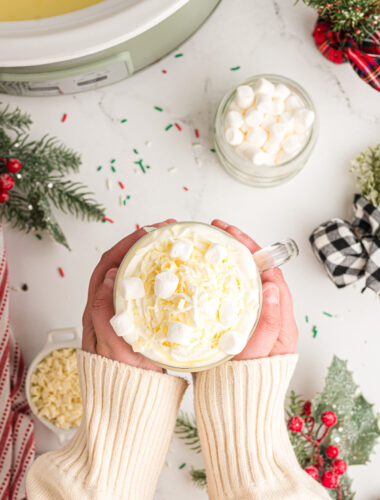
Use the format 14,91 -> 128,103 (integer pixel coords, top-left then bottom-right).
312,356 -> 358,421
328,474 -> 355,500
330,394 -> 380,465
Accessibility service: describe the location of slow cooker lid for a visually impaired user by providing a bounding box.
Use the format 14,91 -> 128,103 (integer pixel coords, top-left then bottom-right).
0,0 -> 189,67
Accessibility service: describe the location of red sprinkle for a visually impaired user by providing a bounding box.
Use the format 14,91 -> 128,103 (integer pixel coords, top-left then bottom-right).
102,217 -> 114,223
162,69 -> 167,74
118,181 -> 125,189
195,128 -> 200,138
61,113 -> 68,123
183,186 -> 189,191
58,267 -> 65,277
175,123 -> 182,131
136,224 -> 141,230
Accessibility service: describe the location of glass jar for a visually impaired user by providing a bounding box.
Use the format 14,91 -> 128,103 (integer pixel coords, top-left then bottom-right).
214,74 -> 318,187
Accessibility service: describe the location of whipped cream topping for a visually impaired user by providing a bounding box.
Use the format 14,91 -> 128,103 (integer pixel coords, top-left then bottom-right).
113,223 -> 261,369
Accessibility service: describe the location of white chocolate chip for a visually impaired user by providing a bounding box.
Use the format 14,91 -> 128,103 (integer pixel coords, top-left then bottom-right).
255,94 -> 273,114
225,110 -> 244,128
167,321 -> 192,346
219,299 -> 238,326
205,243 -> 227,264
219,331 -> 247,355
119,277 -> 145,300
246,126 -> 268,148
255,78 -> 275,96
154,272 -> 179,299
170,240 -> 193,261
235,85 -> 255,108
225,127 -> 244,146
244,108 -> 263,127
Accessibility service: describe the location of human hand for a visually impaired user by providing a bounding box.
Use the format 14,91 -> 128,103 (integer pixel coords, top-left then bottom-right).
82,219 -> 177,373
212,219 -> 298,360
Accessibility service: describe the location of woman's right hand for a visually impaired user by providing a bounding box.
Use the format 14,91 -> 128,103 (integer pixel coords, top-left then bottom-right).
212,219 -> 299,361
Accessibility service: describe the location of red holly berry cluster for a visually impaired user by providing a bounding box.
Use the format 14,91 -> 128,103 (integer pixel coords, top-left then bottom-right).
0,158 -> 22,203
288,401 -> 347,500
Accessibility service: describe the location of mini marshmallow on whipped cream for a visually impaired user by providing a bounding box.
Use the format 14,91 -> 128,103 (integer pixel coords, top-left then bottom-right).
224,77 -> 315,166
110,223 -> 260,369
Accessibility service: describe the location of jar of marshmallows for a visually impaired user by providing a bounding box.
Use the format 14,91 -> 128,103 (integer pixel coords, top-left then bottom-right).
214,74 -> 318,187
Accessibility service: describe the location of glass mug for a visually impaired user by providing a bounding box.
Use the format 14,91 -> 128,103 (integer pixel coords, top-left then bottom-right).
113,222 -> 299,372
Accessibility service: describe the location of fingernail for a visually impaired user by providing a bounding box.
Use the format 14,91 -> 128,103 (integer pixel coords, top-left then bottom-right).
104,268 -> 117,288
264,284 -> 280,304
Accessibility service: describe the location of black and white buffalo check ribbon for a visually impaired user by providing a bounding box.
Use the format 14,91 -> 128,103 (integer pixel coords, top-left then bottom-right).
310,195 -> 380,294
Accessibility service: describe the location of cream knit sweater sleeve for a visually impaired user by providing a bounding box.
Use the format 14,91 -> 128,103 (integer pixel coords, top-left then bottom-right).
194,354 -> 330,500
26,350 -> 188,500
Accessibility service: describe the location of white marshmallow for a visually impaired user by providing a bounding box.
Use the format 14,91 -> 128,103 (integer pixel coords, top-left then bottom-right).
285,94 -> 304,112
272,99 -> 285,115
244,108 -> 263,127
246,126 -> 268,148
235,143 -> 260,162
273,83 -> 291,100
239,247 -> 256,279
270,123 -> 287,142
263,138 -> 281,155
219,299 -> 238,326
225,110 -> 244,128
282,135 -> 304,155
219,331 -> 247,355
119,277 -> 145,300
261,114 -> 277,131
240,123 -> 249,133
154,272 -> 179,299
167,321 -> 192,346
255,78 -> 275,96
170,240 -> 193,261
276,149 -> 293,165
294,109 -> 315,133
205,243 -> 227,264
252,150 -> 273,166
255,93 -> 273,114
235,85 -> 255,108
279,112 -> 295,133
110,311 -> 134,337
225,127 -> 244,146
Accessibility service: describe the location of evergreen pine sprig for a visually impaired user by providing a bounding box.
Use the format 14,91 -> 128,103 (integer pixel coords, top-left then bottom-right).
175,412 -> 201,453
286,391 -> 314,468
350,143 -> 380,208
190,468 -> 207,489
299,0 -> 380,43
0,103 -> 105,249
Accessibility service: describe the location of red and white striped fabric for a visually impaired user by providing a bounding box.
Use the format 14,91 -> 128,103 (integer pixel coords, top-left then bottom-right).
0,228 -> 35,500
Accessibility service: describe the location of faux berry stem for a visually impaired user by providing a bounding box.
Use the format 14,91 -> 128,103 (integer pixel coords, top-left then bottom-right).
317,426 -> 330,444
337,484 -> 342,500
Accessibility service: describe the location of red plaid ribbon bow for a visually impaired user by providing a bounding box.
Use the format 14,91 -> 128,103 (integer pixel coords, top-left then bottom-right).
313,17 -> 380,91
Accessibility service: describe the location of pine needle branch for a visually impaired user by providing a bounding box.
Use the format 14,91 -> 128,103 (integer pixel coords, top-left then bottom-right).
190,468 -> 207,489
0,103 -> 32,132
176,412 -> 201,453
350,143 -> 380,208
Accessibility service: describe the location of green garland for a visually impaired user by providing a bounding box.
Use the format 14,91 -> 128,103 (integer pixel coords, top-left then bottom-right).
0,104 -> 105,249
176,356 -> 380,499
299,0 -> 380,44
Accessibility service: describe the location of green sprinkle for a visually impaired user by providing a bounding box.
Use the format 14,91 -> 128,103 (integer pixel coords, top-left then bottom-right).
135,159 -> 146,174
121,119 -> 127,123
133,148 -> 139,155
165,124 -> 173,131
305,315 -> 309,323
123,199 -> 126,206
312,325 -> 318,338
154,106 -> 163,112
97,166 -> 102,171
146,165 -> 151,169
323,312 -> 333,318
111,166 -> 116,173
175,53 -> 183,58
179,463 -> 186,469
230,66 -> 241,71
35,234 -> 42,240
111,159 -> 116,164
210,148 -> 216,153
102,219 -> 107,223
127,195 -> 131,200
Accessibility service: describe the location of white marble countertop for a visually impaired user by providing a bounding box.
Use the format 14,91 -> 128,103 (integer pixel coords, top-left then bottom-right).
4,0 -> 380,498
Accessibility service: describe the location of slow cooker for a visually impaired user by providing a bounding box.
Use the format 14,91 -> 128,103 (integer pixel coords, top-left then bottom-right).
0,0 -> 220,96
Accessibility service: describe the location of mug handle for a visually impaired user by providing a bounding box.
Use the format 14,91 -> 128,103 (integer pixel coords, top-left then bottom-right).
253,239 -> 299,273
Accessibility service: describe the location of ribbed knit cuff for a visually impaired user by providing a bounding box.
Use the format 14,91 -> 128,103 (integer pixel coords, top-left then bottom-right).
194,355 -> 328,500
29,351 -> 188,499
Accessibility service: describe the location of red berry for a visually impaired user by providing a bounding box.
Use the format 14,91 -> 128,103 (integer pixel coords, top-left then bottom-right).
332,459 -> 347,476
6,158 -> 22,173
321,471 -> 339,489
288,416 -> 304,433
322,411 -> 337,427
326,445 -> 339,458
0,190 -> 9,203
0,173 -> 15,191
303,401 -> 312,415
304,465 -> 319,480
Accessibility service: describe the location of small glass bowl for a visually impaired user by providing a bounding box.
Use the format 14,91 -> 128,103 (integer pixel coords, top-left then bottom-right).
214,74 -> 319,187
